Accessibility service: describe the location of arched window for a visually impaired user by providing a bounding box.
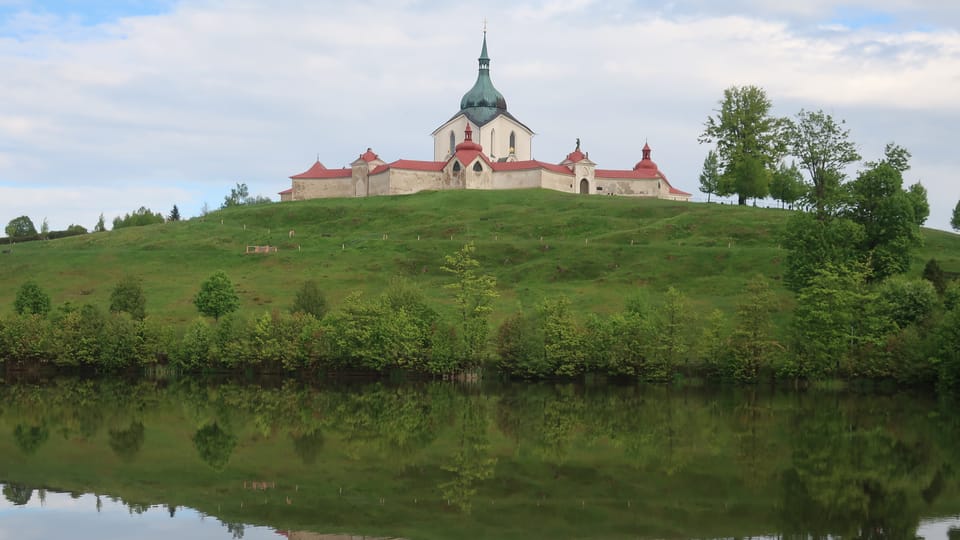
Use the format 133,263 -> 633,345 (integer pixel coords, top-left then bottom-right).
453,161 -> 461,172
473,161 -> 483,172
449,131 -> 455,156
509,131 -> 516,153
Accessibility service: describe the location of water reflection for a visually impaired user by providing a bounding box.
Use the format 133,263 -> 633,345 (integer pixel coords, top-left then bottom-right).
0,378 -> 959,539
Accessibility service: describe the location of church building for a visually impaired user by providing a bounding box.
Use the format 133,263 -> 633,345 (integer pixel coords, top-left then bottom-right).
280,33 -> 690,202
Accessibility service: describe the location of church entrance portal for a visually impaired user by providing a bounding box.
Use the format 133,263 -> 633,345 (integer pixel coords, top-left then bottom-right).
579,179 -> 589,194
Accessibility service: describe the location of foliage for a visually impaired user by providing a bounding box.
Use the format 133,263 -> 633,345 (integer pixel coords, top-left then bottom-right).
40,217 -> 49,239
787,263 -> 893,379
768,161 -> 805,209
441,243 -> 498,362
783,109 -> 860,217
877,278 -> 937,328
846,162 -> 924,280
112,207 -> 165,229
5,215 -> 37,238
94,213 -> 107,232
14,280 -> 51,316
192,422 -> 237,471
194,271 -> 240,320
782,212 -> 865,291
952,200 -> 960,231
13,424 -> 49,456
922,259 -> 948,295
699,85 -> 785,205
221,183 -> 272,209
2,483 -> 32,505
168,204 -> 181,222
291,279 -> 328,319
645,286 -> 691,381
906,183 -> 930,226
108,421 -> 146,462
110,275 -> 147,320
539,297 -> 586,377
495,310 -> 546,378
727,276 -> 778,383
698,150 -> 720,202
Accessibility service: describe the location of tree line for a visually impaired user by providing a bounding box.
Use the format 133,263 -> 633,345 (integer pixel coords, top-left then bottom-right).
1,182 -> 271,244
2,241 -> 960,389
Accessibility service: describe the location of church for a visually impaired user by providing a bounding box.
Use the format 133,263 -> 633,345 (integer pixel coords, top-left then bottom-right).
279,33 -> 690,202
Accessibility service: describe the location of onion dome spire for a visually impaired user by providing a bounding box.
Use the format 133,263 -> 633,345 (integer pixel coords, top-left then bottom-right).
459,30 -> 507,124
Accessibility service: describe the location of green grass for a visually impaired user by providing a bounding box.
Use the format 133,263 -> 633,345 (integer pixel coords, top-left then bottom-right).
1,189 -> 958,328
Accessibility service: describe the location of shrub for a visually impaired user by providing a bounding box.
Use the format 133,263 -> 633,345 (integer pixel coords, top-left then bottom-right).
14,281 -> 51,316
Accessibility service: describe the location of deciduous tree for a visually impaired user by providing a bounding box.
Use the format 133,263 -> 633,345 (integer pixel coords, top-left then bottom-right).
14,280 -> 51,316
94,213 -> 107,232
441,242 -> 498,361
784,109 -> 860,217
194,271 -> 240,321
699,85 -> 785,205
5,216 -> 37,238
951,200 -> 960,231
291,279 -> 328,319
110,275 -> 147,320
769,161 -> 805,209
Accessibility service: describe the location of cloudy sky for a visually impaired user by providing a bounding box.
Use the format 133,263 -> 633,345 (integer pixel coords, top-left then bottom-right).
1,0 -> 958,231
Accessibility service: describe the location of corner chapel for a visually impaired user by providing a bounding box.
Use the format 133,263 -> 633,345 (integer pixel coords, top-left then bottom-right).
280,33 -> 690,202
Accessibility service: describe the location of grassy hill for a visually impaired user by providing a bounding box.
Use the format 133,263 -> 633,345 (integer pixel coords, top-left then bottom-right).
2,189 -> 958,327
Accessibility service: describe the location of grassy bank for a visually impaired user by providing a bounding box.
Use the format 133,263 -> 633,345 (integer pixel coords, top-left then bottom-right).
4,189 -> 957,328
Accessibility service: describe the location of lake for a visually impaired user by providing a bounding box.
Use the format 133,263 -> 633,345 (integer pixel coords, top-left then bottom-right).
1,377 -> 959,539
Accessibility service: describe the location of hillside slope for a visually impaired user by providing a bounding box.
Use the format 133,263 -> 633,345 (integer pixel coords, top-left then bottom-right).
1,189 -> 958,326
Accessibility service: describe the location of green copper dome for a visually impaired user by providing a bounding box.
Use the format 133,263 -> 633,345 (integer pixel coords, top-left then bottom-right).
459,33 -> 507,125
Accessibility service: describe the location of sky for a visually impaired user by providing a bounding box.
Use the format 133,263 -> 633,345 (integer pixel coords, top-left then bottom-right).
0,0 -> 958,232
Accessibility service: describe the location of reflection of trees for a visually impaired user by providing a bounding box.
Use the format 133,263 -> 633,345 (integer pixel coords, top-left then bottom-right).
2,483 -> 32,505
223,521 -> 245,539
439,396 -> 496,513
192,422 -> 237,471
109,421 -> 145,462
779,399 -> 935,538
290,429 -> 324,465
13,424 -> 49,455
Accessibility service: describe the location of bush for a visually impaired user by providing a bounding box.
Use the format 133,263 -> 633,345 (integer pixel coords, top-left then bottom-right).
291,279 -> 328,319
110,276 -> 147,320
877,277 -> 938,328
14,281 -> 51,316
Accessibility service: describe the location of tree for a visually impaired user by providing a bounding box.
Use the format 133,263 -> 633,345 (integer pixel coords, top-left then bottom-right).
769,160 -> 806,209
698,150 -> 720,202
699,85 -> 785,205
222,182 -> 250,208
194,271 -> 240,320
728,276 -> 778,383
784,109 -> 860,217
782,212 -> 865,291
40,217 -> 49,239
953,200 -> 960,231
906,183 -> 930,227
192,422 -> 236,471
291,279 -> 328,319
94,213 -> 107,232
109,275 -> 147,320
168,204 -> 181,222
112,207 -> 164,229
14,280 -> 51,316
847,162 -> 922,280
441,243 -> 499,361
5,216 -> 37,238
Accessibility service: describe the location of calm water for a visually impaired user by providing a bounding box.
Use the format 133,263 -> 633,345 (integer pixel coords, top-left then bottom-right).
1,378 -> 960,539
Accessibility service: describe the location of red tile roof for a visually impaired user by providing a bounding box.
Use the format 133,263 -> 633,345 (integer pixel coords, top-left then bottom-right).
371,159 -> 447,175
278,188 -> 292,195
359,148 -> 380,162
491,159 -> 573,175
290,160 -> 327,179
